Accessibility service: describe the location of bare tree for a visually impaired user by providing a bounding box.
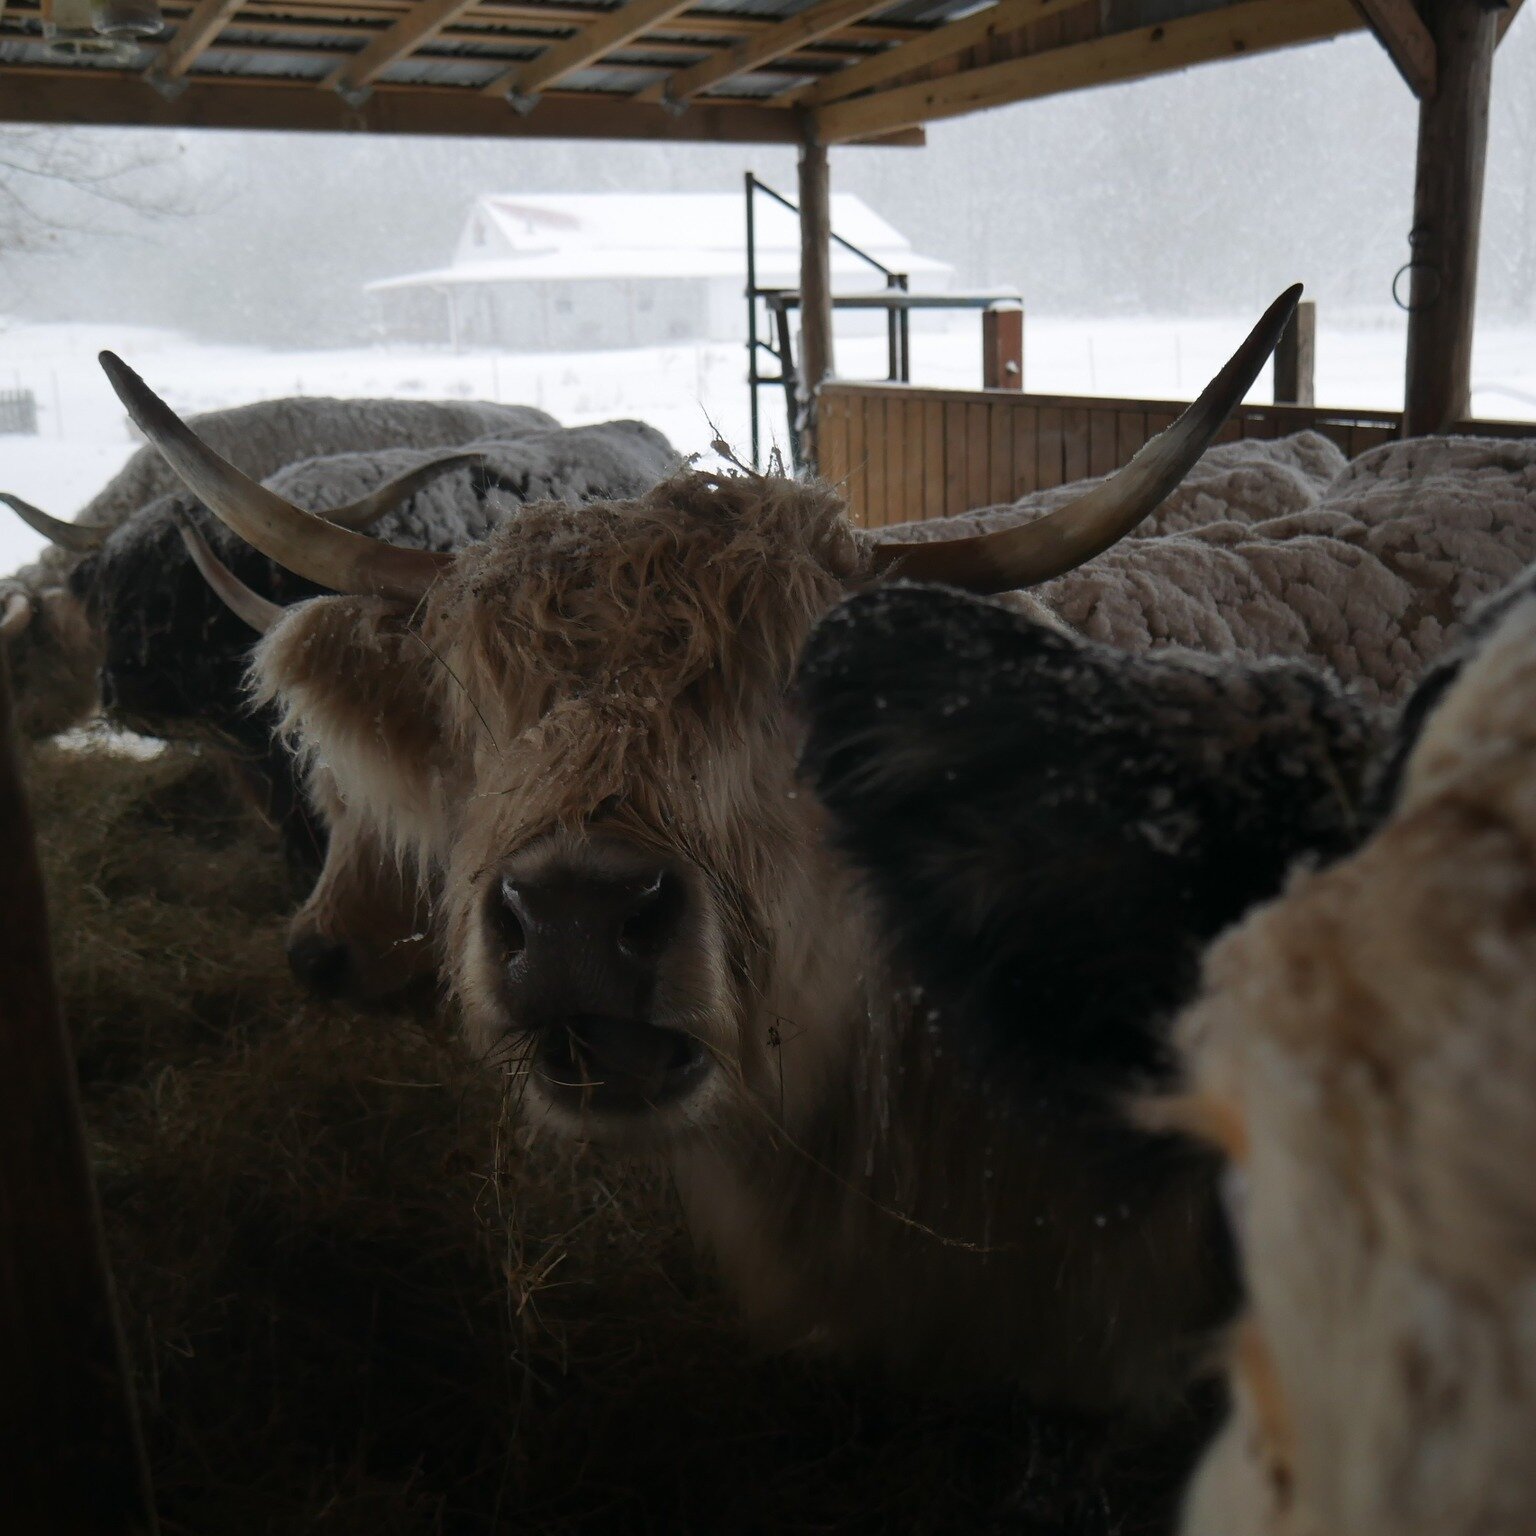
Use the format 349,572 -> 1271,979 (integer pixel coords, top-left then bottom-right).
0,126 -> 194,258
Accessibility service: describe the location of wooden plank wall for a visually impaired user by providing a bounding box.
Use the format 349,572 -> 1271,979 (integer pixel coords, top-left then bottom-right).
819,381 -> 1536,529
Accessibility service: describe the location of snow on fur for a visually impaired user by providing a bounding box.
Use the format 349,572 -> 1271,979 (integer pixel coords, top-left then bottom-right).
1,395 -> 559,738
888,431 -> 1536,700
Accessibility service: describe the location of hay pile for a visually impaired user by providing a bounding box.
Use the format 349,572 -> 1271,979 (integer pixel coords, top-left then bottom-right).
29,741 -> 1197,1535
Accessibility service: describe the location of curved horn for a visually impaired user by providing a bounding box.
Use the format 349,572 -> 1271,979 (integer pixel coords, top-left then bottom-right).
871,285 -> 1303,594
174,516 -> 283,635
1,589 -> 33,640
1,492 -> 109,554
98,352 -> 451,603
323,451 -> 495,531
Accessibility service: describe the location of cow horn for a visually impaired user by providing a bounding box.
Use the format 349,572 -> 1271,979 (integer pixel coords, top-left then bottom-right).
98,352 -> 451,603
869,285 -> 1302,593
174,516 -> 284,635
1,493 -> 110,554
1,589 -> 33,640
323,451 -> 494,530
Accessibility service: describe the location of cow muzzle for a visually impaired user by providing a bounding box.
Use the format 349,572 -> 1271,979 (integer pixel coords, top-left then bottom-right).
486,842 -> 713,1118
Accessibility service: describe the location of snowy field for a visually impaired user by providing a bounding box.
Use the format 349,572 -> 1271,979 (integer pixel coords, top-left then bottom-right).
2,311 -> 1534,572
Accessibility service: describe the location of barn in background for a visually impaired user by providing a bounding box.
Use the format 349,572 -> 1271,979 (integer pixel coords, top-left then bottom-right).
366,191 -> 951,351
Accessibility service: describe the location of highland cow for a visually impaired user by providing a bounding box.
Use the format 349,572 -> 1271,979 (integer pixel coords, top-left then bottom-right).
0,394 -> 557,739
97,290 -> 1302,1415
1174,567 -> 1536,1536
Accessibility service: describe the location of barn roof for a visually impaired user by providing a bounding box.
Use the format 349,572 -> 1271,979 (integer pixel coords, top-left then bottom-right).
0,0 -> 1370,147
366,189 -> 952,288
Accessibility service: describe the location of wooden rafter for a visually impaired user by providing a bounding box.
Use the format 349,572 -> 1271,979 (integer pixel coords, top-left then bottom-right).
149,0 -> 245,81
482,0 -> 696,103
1499,0 -> 1525,42
0,68 -> 927,143
815,0 -> 1361,143
1351,0 -> 1436,96
327,0 -> 482,100
799,0 -> 1093,108
637,0 -> 892,107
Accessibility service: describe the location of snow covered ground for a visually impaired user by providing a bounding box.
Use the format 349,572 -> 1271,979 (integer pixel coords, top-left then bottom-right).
2,311 -> 1534,573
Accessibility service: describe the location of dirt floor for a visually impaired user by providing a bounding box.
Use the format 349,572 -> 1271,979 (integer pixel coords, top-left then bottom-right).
30,739 -> 1205,1536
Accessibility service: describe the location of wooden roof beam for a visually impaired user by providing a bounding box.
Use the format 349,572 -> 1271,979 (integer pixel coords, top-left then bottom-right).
326,0 -> 482,104
146,0 -> 245,88
1499,0 -> 1525,42
636,0 -> 893,108
482,0 -> 696,105
798,0 -> 1094,108
816,0 -> 1362,142
1351,0 -> 1436,96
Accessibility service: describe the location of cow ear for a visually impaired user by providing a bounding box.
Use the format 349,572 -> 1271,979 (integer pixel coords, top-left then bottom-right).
253,595 -> 453,858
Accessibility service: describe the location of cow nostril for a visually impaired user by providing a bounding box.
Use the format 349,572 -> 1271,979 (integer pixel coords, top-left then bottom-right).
492,877 -> 527,958
287,934 -> 351,998
619,871 -> 684,959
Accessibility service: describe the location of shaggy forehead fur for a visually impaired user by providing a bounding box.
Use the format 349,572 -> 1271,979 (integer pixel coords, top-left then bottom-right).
423,473 -> 857,812
257,472 -> 860,855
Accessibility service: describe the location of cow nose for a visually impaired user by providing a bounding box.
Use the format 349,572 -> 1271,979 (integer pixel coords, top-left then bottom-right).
489,858 -> 706,1112
493,865 -> 684,1013
287,932 -> 352,998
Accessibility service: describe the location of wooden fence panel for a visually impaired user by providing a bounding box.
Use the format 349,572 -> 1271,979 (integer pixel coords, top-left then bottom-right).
923,399 -> 945,522
884,395 -> 905,530
819,391 -> 848,490
1062,406 -> 1090,484
1088,408 -> 1118,479
1037,406 -> 1065,490
866,396 -> 888,528
988,402 -> 1014,506
965,403 -> 989,514
846,393 -> 866,515
944,401 -> 968,517
1011,403 -> 1039,499
819,383 -> 1536,527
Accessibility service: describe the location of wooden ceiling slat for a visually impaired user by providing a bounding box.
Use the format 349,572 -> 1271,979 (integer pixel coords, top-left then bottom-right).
636,0 -> 890,106
1350,0 -> 1436,96
815,0 -> 1362,141
327,0 -> 484,98
482,0 -> 695,100
151,0 -> 248,80
797,0 -> 1091,108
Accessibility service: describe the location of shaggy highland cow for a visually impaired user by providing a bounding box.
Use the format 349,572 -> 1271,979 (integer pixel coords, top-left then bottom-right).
1172,566 -> 1536,1536
792,582 -> 1378,1103
0,394 -> 557,739
97,291 -> 1304,1422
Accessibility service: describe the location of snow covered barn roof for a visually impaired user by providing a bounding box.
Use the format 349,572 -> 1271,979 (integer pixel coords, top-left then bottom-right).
0,2 -> 1375,147
367,191 -> 951,291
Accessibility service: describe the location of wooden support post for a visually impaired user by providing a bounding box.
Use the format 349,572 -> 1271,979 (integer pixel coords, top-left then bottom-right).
1403,0 -> 1497,437
0,653 -> 157,1534
1274,299 -> 1316,405
982,304 -> 1024,390
797,132 -> 834,473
